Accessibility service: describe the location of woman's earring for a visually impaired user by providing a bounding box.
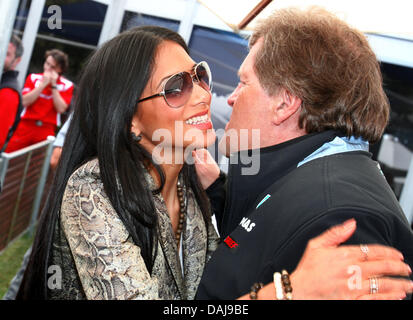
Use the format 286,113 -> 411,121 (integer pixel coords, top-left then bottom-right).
131,132 -> 142,143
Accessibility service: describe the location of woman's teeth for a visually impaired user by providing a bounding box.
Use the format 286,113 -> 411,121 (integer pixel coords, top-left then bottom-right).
185,114 -> 209,125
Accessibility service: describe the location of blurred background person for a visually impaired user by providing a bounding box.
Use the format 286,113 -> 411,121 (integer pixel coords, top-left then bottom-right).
0,34 -> 23,152
5,49 -> 73,152
50,113 -> 72,171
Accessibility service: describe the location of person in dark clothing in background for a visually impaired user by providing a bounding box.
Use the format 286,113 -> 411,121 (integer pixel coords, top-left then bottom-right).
194,7 -> 413,300
0,34 -> 23,152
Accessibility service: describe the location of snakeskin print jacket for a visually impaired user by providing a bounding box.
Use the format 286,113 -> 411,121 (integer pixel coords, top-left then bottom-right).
48,159 -> 220,300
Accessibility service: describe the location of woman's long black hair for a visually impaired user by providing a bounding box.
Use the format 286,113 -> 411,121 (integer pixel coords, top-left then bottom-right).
16,26 -> 211,299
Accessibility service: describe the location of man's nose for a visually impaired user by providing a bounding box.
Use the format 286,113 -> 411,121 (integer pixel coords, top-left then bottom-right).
227,85 -> 240,107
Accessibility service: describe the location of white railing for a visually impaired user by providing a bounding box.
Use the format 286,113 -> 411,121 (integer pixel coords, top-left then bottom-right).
0,136 -> 54,251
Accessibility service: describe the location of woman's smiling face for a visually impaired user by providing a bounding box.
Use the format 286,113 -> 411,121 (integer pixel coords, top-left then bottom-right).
133,40 -> 216,162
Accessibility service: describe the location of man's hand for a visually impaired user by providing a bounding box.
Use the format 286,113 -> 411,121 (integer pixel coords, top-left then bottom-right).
40,71 -> 51,88
50,70 -> 59,86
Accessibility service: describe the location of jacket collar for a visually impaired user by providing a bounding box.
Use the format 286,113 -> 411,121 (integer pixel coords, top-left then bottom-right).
221,130 -> 341,237
1,70 -> 19,82
229,130 -> 341,201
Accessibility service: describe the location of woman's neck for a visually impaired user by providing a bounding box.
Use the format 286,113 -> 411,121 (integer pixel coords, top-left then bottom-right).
159,163 -> 183,201
144,143 -> 187,235
154,162 -> 184,236
143,141 -> 187,208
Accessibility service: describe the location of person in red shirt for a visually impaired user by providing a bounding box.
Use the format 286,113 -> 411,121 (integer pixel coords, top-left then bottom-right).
0,35 -> 23,151
5,49 -> 73,152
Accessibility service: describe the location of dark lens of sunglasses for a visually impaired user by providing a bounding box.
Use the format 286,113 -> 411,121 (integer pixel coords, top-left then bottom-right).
196,64 -> 210,90
164,72 -> 193,108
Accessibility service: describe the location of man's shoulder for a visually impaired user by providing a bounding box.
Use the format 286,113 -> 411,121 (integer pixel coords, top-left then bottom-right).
0,87 -> 19,98
280,151 -> 383,195
0,71 -> 20,91
257,151 -> 402,226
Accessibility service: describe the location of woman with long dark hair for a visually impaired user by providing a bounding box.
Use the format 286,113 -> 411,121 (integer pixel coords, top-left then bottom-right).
17,26 -> 218,299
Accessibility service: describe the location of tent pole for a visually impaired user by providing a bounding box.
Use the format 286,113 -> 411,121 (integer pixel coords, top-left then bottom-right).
178,0 -> 198,44
98,0 -> 127,47
15,0 -> 46,88
0,0 -> 20,83
238,0 -> 272,30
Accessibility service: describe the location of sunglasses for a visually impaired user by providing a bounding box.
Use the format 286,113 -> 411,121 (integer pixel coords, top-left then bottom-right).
138,61 -> 212,108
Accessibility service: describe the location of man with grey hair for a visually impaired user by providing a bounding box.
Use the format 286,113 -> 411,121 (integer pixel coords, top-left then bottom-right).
0,34 -> 23,152
195,7 -> 413,300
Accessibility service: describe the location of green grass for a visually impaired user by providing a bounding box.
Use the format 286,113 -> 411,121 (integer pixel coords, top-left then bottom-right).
0,231 -> 35,298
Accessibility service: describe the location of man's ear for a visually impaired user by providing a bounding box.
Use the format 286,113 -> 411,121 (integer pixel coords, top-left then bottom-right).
272,89 -> 302,126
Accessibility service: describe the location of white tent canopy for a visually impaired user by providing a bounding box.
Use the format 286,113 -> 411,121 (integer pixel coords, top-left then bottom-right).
94,0 -> 413,68
96,0 -> 413,37
2,0 -> 412,88
94,0 -> 236,34
199,0 -> 413,68
199,0 -> 413,38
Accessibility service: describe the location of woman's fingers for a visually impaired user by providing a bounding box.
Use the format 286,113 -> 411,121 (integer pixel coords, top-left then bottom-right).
290,226 -> 412,300
355,277 -> 413,298
357,293 -> 407,300
192,148 -> 220,189
359,244 -> 405,261
306,219 -> 357,249
361,260 -> 412,278
337,244 -> 404,262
